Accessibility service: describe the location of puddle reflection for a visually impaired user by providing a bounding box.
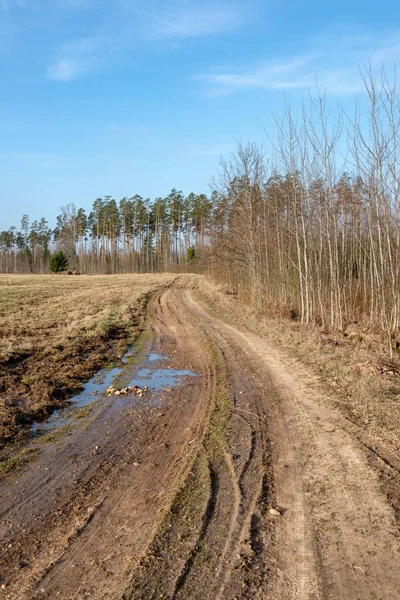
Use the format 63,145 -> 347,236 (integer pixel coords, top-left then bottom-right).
129,367 -> 195,392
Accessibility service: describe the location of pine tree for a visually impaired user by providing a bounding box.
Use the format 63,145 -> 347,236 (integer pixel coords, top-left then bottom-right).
49,251 -> 68,273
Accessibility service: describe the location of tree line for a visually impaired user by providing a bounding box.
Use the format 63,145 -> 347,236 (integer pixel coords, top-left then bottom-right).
0,190 -> 212,274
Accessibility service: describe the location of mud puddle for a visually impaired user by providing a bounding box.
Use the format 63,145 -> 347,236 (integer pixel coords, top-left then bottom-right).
31,348 -> 196,436
125,352 -> 196,407
130,365 -> 196,392
148,352 -> 166,362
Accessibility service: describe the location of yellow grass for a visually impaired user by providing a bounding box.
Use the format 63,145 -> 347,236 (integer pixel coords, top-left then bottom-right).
0,274 -> 174,360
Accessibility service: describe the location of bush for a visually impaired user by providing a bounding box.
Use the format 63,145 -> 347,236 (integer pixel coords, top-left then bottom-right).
187,246 -> 196,262
49,251 -> 68,273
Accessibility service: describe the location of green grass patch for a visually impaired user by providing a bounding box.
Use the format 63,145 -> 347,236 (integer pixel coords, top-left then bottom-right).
0,448 -> 39,476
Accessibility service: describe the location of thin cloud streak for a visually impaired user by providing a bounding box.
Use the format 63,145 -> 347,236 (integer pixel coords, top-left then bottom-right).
195,32 -> 400,96
143,4 -> 243,39
57,0 -> 95,8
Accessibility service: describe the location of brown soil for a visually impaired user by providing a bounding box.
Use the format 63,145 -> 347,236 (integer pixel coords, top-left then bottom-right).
0,276 -> 399,599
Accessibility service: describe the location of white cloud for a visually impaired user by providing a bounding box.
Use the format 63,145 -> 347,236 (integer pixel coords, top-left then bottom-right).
47,58 -> 82,81
195,31 -> 400,97
47,35 -> 108,81
47,1 -> 248,81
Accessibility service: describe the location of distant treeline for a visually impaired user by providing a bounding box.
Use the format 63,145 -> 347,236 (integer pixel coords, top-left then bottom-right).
0,190 -> 212,274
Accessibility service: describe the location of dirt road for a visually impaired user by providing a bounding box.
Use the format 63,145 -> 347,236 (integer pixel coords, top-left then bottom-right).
1,277 -> 399,599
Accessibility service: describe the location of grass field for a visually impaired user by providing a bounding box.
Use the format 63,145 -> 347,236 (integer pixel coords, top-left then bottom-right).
0,273 -> 175,443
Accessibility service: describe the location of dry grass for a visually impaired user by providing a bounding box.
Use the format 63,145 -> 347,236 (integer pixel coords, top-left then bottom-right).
0,273 -> 175,442
0,274 -> 173,360
198,278 -> 400,454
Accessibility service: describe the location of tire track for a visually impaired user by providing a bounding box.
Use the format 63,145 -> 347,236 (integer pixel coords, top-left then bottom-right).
172,461 -> 219,598
175,287 -> 274,599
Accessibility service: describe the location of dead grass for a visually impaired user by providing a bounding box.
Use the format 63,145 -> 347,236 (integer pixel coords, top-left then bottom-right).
0,273 -> 175,443
198,277 -> 400,454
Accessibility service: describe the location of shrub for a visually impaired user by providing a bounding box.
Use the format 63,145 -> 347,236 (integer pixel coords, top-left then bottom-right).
187,246 -> 196,262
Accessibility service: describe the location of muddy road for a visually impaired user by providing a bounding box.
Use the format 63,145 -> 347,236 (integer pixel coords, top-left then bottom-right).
1,277 -> 399,599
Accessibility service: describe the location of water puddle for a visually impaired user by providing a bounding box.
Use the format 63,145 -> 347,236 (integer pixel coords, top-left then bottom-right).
31,346 -> 196,436
121,344 -> 136,364
31,365 -> 122,434
148,353 -> 166,362
129,367 -> 195,392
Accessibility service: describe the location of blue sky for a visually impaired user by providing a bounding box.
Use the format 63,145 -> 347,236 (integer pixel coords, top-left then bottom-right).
1,0 -> 400,229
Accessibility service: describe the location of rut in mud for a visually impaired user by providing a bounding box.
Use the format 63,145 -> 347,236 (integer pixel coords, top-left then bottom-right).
0,277 -> 400,600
